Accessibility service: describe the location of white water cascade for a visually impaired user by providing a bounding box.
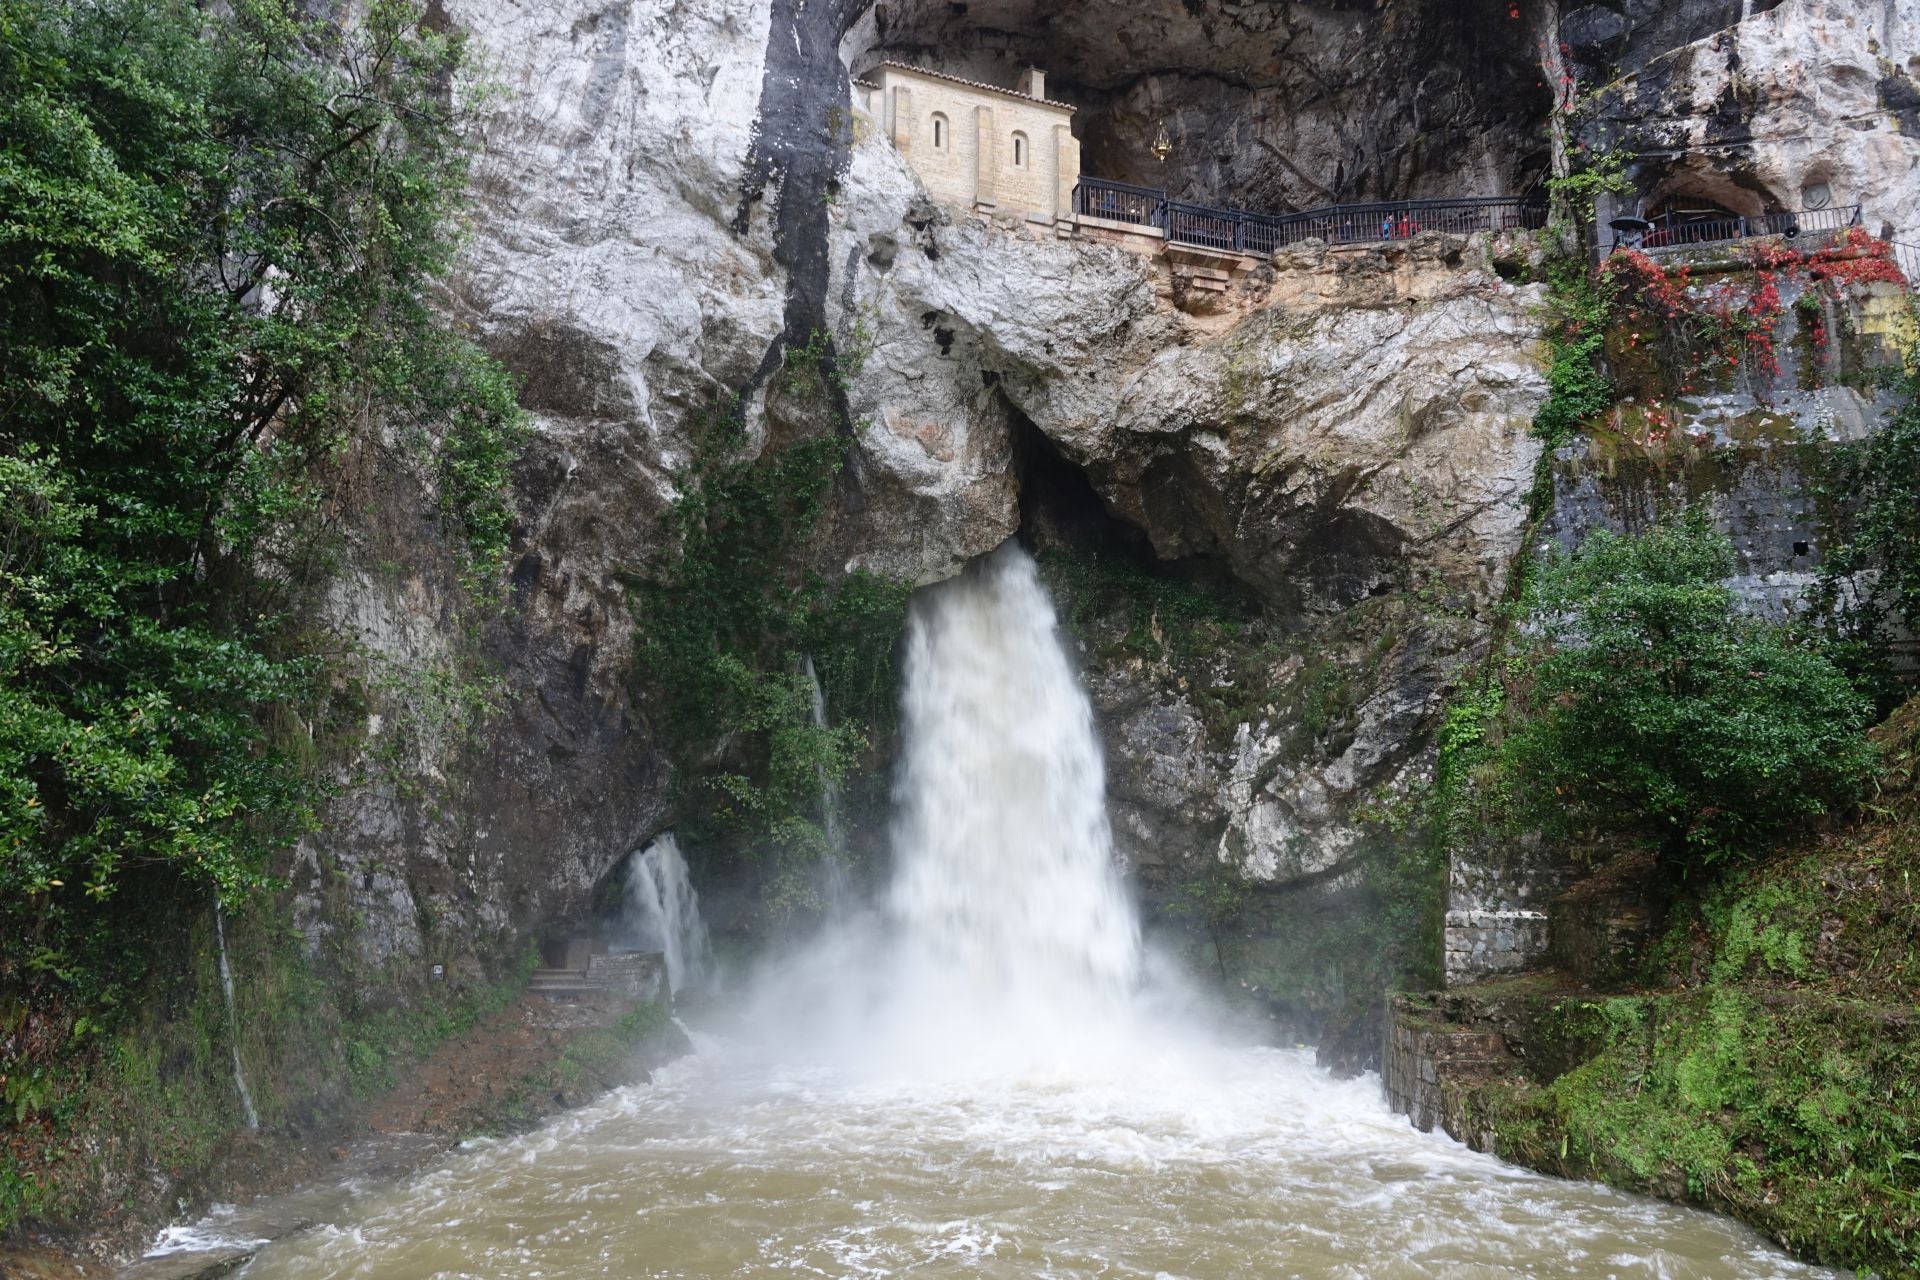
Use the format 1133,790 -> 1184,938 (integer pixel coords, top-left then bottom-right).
883,541 -> 1141,1044
212,902 -> 259,1131
621,834 -> 711,995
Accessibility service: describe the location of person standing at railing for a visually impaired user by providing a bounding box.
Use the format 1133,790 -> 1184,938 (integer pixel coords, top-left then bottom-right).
1381,215 -> 1393,240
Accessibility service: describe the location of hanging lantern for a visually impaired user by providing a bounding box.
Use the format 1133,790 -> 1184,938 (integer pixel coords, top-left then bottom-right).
1151,120 -> 1173,162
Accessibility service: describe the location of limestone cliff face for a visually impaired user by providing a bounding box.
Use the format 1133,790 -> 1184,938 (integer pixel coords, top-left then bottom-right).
290,0 -> 1912,987
823,145 -> 1549,881
1578,0 -> 1920,241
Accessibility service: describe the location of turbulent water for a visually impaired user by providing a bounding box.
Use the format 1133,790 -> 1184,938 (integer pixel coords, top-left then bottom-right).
221,542 -> 1831,1279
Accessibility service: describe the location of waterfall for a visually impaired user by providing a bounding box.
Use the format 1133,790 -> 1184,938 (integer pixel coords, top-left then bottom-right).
800,653 -> 851,912
212,903 -> 260,1131
884,540 -> 1142,1040
622,834 -> 711,995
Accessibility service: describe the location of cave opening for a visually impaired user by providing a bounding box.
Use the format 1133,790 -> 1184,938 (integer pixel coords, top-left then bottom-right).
1008,406 -> 1258,620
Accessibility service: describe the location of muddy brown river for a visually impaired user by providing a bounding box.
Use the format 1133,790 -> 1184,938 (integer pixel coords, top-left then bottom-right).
203,1036 -> 1830,1280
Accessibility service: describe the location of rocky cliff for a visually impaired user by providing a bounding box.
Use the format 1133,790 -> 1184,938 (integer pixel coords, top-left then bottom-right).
15,0 -> 1920,1263
291,0 -> 1918,1021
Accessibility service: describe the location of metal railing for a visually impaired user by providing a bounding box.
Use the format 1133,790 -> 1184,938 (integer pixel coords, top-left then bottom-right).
1074,177 -> 1166,229
1889,239 -> 1920,289
1072,176 -> 1548,256
1603,203 -> 1863,255
1069,178 -> 1909,294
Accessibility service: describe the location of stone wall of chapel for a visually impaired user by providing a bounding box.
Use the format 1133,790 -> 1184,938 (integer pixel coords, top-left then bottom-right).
875,67 -> 1076,220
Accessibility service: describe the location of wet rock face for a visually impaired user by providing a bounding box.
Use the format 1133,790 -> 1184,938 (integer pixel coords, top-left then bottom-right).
1560,0 -> 1776,77
1545,252 -> 1910,621
843,0 -> 1552,211
297,0 -> 1913,980
1580,0 -> 1920,240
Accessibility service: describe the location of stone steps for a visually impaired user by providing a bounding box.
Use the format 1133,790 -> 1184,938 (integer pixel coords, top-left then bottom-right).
527,953 -> 668,1003
529,967 -> 598,1001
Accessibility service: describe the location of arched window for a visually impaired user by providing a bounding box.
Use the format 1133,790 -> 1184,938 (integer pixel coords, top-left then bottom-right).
1010,131 -> 1028,169
930,113 -> 948,151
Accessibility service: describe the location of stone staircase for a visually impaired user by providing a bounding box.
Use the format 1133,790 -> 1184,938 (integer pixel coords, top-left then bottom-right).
528,967 -> 599,1000
528,950 -> 667,1004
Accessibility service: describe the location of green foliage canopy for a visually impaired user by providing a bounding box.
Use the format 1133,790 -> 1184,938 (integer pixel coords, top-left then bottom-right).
0,0 -> 523,990
1502,519 -> 1875,859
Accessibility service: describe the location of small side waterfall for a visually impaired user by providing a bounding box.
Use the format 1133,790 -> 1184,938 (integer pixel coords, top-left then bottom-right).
212,903 -> 260,1131
623,834 -> 711,995
800,654 -> 851,912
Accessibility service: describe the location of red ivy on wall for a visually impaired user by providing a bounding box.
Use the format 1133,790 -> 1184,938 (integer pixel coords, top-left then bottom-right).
1599,231 -> 1905,398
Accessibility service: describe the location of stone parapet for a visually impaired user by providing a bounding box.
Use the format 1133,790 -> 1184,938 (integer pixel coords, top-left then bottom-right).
1443,908 -> 1550,982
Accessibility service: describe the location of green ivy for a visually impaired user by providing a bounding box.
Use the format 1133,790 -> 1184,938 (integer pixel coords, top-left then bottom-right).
1544,146 -> 1631,230
1532,256 -> 1620,445
630,396 -> 910,916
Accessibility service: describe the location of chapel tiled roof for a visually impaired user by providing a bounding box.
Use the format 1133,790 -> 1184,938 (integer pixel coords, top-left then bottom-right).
874,61 -> 1076,112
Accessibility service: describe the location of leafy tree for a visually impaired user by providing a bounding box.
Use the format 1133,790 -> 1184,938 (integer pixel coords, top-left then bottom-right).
1163,858 -> 1253,982
1502,518 -> 1875,860
0,0 -> 523,998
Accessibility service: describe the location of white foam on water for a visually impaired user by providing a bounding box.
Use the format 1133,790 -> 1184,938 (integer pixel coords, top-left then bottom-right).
145,1204 -> 269,1257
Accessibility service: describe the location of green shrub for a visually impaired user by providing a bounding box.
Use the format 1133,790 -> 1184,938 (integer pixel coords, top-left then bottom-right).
1502,517 -> 1875,859
630,400 -> 910,914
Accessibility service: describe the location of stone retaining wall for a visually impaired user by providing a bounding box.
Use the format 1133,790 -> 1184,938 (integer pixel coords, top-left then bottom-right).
585,951 -> 667,1004
1383,995 -> 1516,1139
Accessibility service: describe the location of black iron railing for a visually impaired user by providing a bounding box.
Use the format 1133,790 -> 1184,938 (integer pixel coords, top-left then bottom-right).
1261,195 -> 1549,248
1069,178 -> 1915,294
1892,239 -> 1920,289
1074,177 -> 1166,228
1073,177 -> 1548,254
1604,203 -> 1863,254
